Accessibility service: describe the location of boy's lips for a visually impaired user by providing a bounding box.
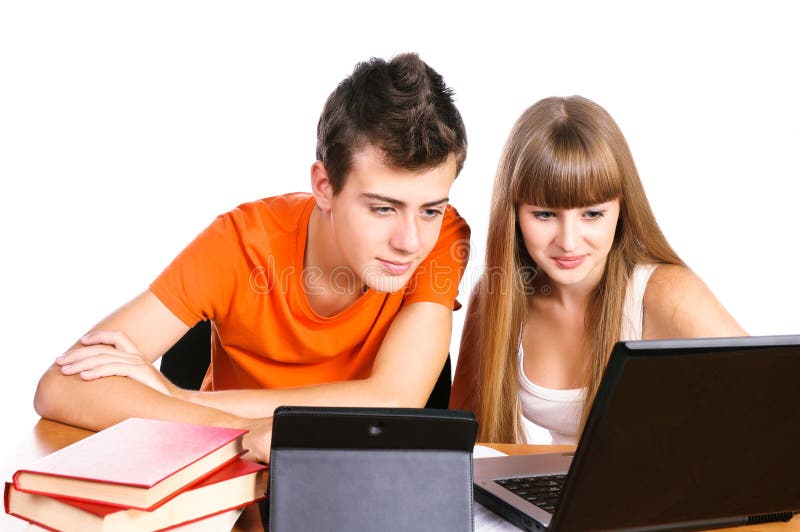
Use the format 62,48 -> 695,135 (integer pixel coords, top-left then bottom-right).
377,259 -> 413,275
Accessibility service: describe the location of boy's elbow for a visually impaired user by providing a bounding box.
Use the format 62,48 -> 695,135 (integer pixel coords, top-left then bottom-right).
367,389 -> 417,409
362,378 -> 426,409
388,394 -> 427,409
33,366 -> 64,420
394,386 -> 435,409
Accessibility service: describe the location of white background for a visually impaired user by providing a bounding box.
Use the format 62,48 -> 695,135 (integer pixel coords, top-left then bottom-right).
2,1 -> 798,464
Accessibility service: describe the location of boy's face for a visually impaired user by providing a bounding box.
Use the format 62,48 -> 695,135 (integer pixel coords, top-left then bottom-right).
319,146 -> 458,294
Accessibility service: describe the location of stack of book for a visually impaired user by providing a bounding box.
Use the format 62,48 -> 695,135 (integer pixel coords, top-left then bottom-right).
4,418 -> 267,531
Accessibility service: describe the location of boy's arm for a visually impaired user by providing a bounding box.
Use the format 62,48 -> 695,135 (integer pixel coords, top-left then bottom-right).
34,290 -> 273,462
57,300 -> 454,418
178,300 -> 452,416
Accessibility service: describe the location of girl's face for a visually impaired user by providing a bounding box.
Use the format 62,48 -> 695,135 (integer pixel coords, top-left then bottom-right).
517,200 -> 620,292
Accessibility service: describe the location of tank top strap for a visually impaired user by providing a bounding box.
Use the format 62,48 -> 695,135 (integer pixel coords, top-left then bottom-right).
619,263 -> 659,341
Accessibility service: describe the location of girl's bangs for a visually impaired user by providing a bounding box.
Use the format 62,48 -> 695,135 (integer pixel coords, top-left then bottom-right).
512,140 -> 622,208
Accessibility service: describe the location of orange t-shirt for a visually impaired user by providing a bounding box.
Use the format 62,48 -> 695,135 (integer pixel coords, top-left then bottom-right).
150,193 -> 470,391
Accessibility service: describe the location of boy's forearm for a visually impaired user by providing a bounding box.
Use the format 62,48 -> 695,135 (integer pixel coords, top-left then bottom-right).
34,364 -> 241,432
186,301 -> 455,418
185,377 -> 421,419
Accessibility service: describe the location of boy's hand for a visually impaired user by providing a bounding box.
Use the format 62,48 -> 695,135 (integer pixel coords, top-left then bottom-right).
234,416 -> 274,463
56,330 -> 184,398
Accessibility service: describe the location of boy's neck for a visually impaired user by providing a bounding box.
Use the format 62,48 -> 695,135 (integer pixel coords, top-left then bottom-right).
302,205 -> 366,317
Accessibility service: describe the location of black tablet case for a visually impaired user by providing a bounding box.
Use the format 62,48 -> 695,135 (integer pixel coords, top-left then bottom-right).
268,406 -> 478,532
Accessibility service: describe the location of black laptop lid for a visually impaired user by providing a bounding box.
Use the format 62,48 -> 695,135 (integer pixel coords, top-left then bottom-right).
552,335 -> 800,531
268,407 -> 477,532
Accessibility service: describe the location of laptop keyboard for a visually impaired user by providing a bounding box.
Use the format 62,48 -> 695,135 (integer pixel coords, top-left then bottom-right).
494,474 -> 566,513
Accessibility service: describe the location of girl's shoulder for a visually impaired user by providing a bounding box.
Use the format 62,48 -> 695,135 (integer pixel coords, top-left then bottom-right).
644,263 -> 699,295
642,264 -> 746,338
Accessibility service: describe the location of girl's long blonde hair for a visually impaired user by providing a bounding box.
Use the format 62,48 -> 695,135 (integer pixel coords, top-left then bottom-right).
475,96 -> 684,443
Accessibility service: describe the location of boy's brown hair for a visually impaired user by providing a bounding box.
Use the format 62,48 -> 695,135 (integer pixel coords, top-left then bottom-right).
316,53 -> 467,193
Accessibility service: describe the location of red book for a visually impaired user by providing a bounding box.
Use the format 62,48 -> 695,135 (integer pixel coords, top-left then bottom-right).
12,418 -> 247,510
5,459 -> 267,531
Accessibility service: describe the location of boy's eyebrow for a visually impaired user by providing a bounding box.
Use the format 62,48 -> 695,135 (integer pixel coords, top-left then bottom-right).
360,193 -> 449,208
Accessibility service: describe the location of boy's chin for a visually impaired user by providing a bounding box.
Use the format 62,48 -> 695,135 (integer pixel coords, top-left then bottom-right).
361,272 -> 412,294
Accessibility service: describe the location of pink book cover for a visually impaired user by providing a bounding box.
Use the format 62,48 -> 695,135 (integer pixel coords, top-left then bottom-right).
12,418 -> 247,508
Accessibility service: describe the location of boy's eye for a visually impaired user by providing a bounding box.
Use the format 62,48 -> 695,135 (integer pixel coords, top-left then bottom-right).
422,208 -> 444,218
371,206 -> 395,215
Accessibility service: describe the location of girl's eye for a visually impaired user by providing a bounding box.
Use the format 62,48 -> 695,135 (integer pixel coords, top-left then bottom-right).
533,211 -> 555,220
584,210 -> 605,220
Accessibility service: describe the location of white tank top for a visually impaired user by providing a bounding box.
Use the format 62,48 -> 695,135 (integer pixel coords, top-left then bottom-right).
518,264 -> 658,444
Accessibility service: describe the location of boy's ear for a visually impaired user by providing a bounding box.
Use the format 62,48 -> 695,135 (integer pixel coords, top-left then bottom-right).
310,161 -> 334,211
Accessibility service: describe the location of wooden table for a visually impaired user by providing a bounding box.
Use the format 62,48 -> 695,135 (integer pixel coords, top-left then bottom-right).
2,419 -> 797,531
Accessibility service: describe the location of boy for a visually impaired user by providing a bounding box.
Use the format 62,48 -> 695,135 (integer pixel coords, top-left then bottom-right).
34,53 -> 470,463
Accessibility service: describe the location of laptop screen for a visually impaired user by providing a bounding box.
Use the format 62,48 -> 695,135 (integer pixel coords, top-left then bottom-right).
552,336 -> 800,531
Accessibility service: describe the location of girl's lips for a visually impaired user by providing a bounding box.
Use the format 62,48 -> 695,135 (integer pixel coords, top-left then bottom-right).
378,259 -> 413,275
553,255 -> 586,269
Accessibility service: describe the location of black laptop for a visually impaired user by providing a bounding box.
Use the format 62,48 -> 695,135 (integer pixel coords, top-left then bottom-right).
268,407 -> 477,532
474,335 -> 800,531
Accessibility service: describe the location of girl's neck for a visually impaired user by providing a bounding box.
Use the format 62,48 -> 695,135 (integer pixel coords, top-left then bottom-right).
533,274 -> 596,311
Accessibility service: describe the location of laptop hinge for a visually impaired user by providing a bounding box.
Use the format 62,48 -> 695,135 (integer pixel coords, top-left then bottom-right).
747,511 -> 795,524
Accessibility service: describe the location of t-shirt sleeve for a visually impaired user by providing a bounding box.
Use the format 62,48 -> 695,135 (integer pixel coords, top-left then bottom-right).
403,205 -> 471,310
149,212 -> 243,327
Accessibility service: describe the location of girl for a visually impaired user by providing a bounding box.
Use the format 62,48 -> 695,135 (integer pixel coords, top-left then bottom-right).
450,96 -> 745,444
